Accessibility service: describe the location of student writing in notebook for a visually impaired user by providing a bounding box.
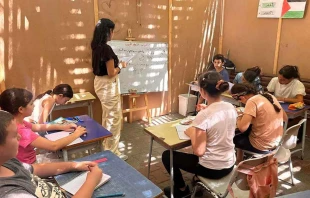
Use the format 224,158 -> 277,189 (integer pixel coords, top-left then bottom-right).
0,110 -> 103,198
161,71 -> 236,197
0,88 -> 86,164
26,84 -> 74,124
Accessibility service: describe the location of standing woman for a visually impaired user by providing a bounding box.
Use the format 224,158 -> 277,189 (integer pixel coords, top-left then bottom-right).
91,18 -> 128,160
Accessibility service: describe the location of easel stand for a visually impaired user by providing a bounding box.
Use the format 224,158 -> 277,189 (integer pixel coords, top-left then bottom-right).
122,93 -> 152,124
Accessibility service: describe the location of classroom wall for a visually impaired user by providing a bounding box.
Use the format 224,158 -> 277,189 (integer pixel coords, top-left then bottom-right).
222,0 -> 310,79
1,0 -> 221,123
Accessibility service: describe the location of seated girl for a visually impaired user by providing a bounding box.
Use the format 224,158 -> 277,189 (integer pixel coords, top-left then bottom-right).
231,83 -> 288,163
0,110 -> 102,198
26,84 -> 73,124
233,66 -> 263,93
0,88 -> 86,164
162,71 -> 236,197
267,65 -> 305,103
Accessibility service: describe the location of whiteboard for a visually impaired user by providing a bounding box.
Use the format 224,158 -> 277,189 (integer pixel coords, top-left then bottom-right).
108,40 -> 168,94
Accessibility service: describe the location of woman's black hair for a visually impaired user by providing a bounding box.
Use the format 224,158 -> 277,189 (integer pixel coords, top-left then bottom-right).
0,88 -> 33,115
91,18 -> 115,72
198,71 -> 229,97
247,66 -> 261,77
243,70 -> 258,83
36,84 -> 73,100
279,65 -> 300,80
231,83 -> 281,113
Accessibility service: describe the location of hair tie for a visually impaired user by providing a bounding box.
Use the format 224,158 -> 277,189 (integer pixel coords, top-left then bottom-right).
216,80 -> 224,90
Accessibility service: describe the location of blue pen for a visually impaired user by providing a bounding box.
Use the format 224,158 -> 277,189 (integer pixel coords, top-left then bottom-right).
96,193 -> 125,198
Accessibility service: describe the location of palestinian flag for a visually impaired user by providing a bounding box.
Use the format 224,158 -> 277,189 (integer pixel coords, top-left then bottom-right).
282,0 -> 307,18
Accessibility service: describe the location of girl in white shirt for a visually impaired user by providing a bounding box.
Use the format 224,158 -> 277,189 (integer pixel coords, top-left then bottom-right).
162,71 -> 236,198
267,65 -> 305,103
27,84 -> 73,123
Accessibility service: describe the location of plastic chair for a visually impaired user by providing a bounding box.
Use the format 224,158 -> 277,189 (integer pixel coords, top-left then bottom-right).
274,119 -> 306,186
190,155 -> 271,198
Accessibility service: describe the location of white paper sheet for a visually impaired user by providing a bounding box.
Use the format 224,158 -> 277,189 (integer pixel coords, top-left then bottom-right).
175,124 -> 191,140
45,132 -> 83,146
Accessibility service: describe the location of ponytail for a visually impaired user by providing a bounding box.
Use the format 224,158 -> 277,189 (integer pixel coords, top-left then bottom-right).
260,93 -> 281,113
279,65 -> 300,80
35,90 -> 53,100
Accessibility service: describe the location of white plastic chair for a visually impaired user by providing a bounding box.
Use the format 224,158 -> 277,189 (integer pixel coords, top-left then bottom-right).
190,155 -> 271,198
274,119 -> 306,186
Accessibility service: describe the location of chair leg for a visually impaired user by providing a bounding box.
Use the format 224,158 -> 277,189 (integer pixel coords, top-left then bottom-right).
191,185 -> 197,198
288,157 -> 295,186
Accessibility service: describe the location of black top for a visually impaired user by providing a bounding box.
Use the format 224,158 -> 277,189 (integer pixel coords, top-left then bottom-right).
92,44 -> 119,76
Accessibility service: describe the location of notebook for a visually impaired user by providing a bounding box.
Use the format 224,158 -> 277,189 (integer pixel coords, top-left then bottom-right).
45,132 -> 83,146
175,124 -> 191,140
60,171 -> 111,195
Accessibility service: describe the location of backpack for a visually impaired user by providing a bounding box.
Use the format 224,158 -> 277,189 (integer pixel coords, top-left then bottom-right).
223,58 -> 236,72
236,155 -> 278,198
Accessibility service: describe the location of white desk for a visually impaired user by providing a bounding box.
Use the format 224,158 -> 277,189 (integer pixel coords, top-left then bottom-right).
49,92 -> 96,121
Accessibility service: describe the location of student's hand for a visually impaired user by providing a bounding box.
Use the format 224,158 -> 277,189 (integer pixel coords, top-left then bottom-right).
62,123 -> 78,132
87,165 -> 103,186
72,161 -> 98,171
120,61 -> 127,68
73,126 -> 87,136
196,104 -> 208,112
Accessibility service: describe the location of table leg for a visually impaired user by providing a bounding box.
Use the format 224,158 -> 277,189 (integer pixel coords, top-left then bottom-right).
63,149 -> 68,162
301,111 -> 307,160
88,101 -> 94,119
147,137 -> 154,178
99,140 -> 104,152
170,149 -> 174,198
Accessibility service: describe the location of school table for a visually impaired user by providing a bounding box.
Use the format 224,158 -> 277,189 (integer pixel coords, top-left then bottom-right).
278,190 -> 310,198
54,151 -> 163,198
48,115 -> 112,161
144,120 -> 191,198
49,92 -> 96,121
280,103 -> 310,160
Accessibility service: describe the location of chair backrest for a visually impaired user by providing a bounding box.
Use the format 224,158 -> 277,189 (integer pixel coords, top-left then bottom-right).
282,119 -> 306,150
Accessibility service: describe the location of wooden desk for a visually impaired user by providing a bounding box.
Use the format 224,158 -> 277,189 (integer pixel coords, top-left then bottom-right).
48,115 -> 112,161
49,92 -> 96,121
281,103 -> 310,160
54,151 -> 163,198
144,120 -> 191,198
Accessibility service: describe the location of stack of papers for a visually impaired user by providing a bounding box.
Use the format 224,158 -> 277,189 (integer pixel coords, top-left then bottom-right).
61,172 -> 111,195
175,124 -> 191,140
45,132 -> 83,146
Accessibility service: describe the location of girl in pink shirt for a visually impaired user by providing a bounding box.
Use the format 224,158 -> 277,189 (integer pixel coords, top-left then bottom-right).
0,88 -> 87,164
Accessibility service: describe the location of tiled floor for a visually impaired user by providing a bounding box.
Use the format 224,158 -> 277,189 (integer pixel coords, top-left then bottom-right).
120,114 -> 310,197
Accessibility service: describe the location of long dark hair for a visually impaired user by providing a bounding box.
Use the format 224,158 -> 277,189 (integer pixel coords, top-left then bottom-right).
198,71 -> 229,97
36,84 -> 73,100
91,18 -> 115,72
231,83 -> 281,113
279,65 -> 300,80
0,88 -> 33,115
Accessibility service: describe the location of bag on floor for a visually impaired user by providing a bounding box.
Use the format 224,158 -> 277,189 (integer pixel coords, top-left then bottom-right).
237,155 -> 278,198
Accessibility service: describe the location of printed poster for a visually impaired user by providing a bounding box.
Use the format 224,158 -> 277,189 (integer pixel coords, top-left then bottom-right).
257,0 -> 307,18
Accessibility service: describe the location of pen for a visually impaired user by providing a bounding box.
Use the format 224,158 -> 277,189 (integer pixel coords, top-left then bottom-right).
96,193 -> 125,198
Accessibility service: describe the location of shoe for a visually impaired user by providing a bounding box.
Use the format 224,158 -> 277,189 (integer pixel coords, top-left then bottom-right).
118,154 -> 128,161
164,185 -> 190,198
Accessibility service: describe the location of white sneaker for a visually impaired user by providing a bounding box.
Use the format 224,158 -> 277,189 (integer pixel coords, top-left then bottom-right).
119,154 -> 128,161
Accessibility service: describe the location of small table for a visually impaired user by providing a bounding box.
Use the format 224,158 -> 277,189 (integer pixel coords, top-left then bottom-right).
144,120 -> 191,198
54,151 -> 163,198
49,92 -> 96,121
281,103 -> 310,160
278,190 -> 310,198
48,115 -> 112,161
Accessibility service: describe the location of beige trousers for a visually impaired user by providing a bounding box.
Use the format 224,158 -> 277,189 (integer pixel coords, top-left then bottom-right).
94,75 -> 122,156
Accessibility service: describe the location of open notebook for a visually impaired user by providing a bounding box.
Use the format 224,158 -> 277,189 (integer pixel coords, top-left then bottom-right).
60,171 -> 111,195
